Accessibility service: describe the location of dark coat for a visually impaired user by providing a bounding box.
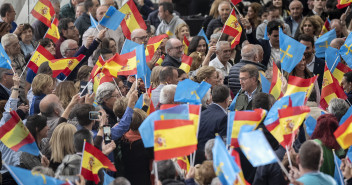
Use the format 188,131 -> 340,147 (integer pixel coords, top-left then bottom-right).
75,13 -> 91,37
0,85 -> 10,101
206,18 -> 223,39
246,30 -> 272,68
228,59 -> 266,95
313,56 -> 325,90
161,55 -> 181,68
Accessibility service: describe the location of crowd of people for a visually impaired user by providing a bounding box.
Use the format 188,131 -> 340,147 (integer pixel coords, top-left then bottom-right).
1,0 -> 352,184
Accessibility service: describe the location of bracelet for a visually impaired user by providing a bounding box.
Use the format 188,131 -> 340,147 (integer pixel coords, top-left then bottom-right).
96,38 -> 102,42
12,88 -> 19,91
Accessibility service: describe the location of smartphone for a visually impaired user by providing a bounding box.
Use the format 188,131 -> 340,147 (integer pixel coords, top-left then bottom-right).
89,111 -> 101,120
103,125 -> 111,143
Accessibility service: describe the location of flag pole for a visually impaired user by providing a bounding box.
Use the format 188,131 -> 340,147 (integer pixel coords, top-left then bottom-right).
27,0 -> 30,23
333,149 -> 344,185
79,140 -> 87,175
112,77 -> 123,97
5,59 -> 16,75
285,145 -> 293,169
79,79 -> 93,97
191,105 -> 202,166
154,161 -> 159,184
3,162 -> 24,185
230,3 -> 243,18
236,173 -> 245,185
275,154 -> 293,182
330,55 -> 340,73
216,8 -> 235,43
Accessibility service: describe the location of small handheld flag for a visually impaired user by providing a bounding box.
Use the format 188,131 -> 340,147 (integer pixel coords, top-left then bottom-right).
99,6 -> 125,31
31,0 -> 55,28
174,79 -> 211,105
197,28 -> 209,44
315,29 -> 336,58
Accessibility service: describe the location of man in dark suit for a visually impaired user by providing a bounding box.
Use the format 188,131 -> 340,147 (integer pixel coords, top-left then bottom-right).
244,19 -> 282,69
284,0 -> 304,37
297,34 -> 324,90
161,38 -> 183,68
196,85 -> 229,164
0,68 -> 13,101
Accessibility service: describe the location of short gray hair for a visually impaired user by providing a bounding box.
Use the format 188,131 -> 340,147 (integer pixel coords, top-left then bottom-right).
159,84 -> 177,104
210,33 -> 221,40
216,41 -> 230,52
205,139 -> 215,160
165,38 -> 174,54
96,82 -> 116,104
1,33 -> 17,48
327,98 -> 349,121
241,45 -> 257,61
60,39 -> 76,57
201,89 -> 211,108
211,177 -> 221,185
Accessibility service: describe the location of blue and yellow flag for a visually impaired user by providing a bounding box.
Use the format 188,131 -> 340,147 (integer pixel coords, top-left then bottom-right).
99,6 -> 125,31
89,13 -> 98,28
138,104 -> 189,147
279,28 -> 306,73
263,25 -> 269,40
339,32 -> 352,68
326,46 -> 341,73
260,73 -> 270,93
228,91 -> 240,111
213,135 -> 240,185
197,28 -> 209,45
315,29 -> 336,58
5,164 -> 65,185
333,152 -> 344,185
238,130 -> 278,167
174,79 -> 211,105
340,106 -> 352,126
135,44 -> 151,88
121,39 -> 140,55
305,115 -> 317,137
0,44 -> 11,69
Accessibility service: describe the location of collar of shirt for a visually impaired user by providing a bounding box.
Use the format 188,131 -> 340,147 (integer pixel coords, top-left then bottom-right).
0,83 -> 11,95
244,87 -> 257,102
212,57 -> 231,76
212,103 -> 227,114
306,56 -> 316,73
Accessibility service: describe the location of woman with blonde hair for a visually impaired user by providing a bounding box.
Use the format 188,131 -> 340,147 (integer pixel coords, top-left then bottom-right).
55,81 -> 78,109
175,23 -> 190,41
47,123 -> 76,172
192,66 -> 218,87
30,73 -> 54,115
294,16 -> 321,40
150,66 -> 163,89
247,2 -> 262,29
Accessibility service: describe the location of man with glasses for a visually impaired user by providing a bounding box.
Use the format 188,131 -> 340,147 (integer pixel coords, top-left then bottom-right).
298,34 -> 324,90
60,39 -> 79,58
162,38 -> 183,67
56,18 -> 80,58
209,41 -> 233,83
131,29 -> 149,46
0,68 -> 14,101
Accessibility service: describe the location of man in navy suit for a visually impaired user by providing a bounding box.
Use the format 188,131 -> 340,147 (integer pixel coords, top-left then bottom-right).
297,34 -> 325,90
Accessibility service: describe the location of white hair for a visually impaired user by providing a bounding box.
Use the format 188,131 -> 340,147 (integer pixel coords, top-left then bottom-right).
1,33 -> 17,48
216,41 -> 230,52
96,82 -> 115,104
201,89 -> 211,107
159,84 -> 177,104
210,33 -> 221,40
205,139 -> 215,160
327,98 -> 349,121
60,39 -> 77,57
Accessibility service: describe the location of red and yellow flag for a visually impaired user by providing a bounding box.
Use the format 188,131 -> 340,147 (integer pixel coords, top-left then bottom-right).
154,119 -> 197,161
179,55 -> 193,73
334,114 -> 352,149
189,104 -> 201,135
93,72 -> 112,93
155,55 -> 165,66
176,156 -> 190,176
0,111 -> 39,156
183,35 -> 190,55
284,75 -> 317,100
27,45 -> 55,73
50,54 -> 85,77
270,106 -> 310,147
119,0 -> 147,39
90,56 -> 106,80
319,19 -> 330,37
44,18 -> 60,43
337,0 -> 352,9
146,34 -> 168,62
269,62 -> 284,100
223,9 -> 242,48
81,141 -> 116,184
333,62 -> 352,84
102,51 -> 137,77
230,109 -> 267,148
320,65 -> 347,110
31,0 -> 55,28
231,0 -> 243,5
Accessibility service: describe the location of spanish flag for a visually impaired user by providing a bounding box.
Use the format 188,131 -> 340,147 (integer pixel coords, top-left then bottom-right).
0,111 -> 39,156
269,62 -> 284,100
44,18 -> 60,43
284,75 -> 317,100
90,56 -> 106,80
231,0 -> 243,5
155,55 -> 165,66
179,55 -> 193,73
333,62 -> 352,84
119,0 -> 147,39
93,72 -> 112,93
80,141 -> 116,184
176,156 -> 190,176
31,0 -> 55,28
223,9 -> 242,48
183,35 -> 190,55
337,0 -> 352,9
320,65 -> 347,110
27,45 -> 55,73
334,114 -> 352,149
268,106 -> 310,147
154,119 -> 197,161
50,54 -> 85,77
145,34 -> 168,62
146,87 -> 155,115
319,18 -> 330,37
230,109 -> 267,148
102,51 -> 137,77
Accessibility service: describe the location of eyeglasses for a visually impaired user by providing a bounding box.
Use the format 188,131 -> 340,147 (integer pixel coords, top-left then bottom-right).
135,35 -> 149,40
66,47 -> 79,51
239,77 -> 251,81
172,45 -> 184,50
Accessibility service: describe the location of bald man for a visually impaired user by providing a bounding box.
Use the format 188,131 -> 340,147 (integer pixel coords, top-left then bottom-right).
228,44 -> 266,95
162,38 -> 183,67
285,0 -> 303,37
330,38 -> 345,49
131,29 -> 149,45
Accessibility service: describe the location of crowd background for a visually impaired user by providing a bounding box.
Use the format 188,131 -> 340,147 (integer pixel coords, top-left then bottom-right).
1,0 -> 352,184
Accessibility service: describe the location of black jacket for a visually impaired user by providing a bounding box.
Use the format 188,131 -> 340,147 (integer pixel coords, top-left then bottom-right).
312,56 -> 325,90
161,55 -> 181,68
228,59 -> 266,95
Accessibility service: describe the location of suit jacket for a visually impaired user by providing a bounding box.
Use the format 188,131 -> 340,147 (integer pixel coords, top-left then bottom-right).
197,103 -> 227,151
246,30 -> 271,68
0,85 -> 9,101
313,56 -> 325,90
161,55 -> 181,68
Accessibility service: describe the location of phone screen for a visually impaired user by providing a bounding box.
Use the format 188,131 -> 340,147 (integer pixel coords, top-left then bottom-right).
103,125 -> 111,143
89,111 -> 101,120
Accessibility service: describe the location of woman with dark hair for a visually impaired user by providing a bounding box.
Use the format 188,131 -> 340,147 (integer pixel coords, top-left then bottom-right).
20,115 -> 49,169
16,24 -> 37,60
311,114 -> 344,177
188,36 -> 208,56
246,2 -> 262,30
287,55 -> 314,79
39,38 -> 56,56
